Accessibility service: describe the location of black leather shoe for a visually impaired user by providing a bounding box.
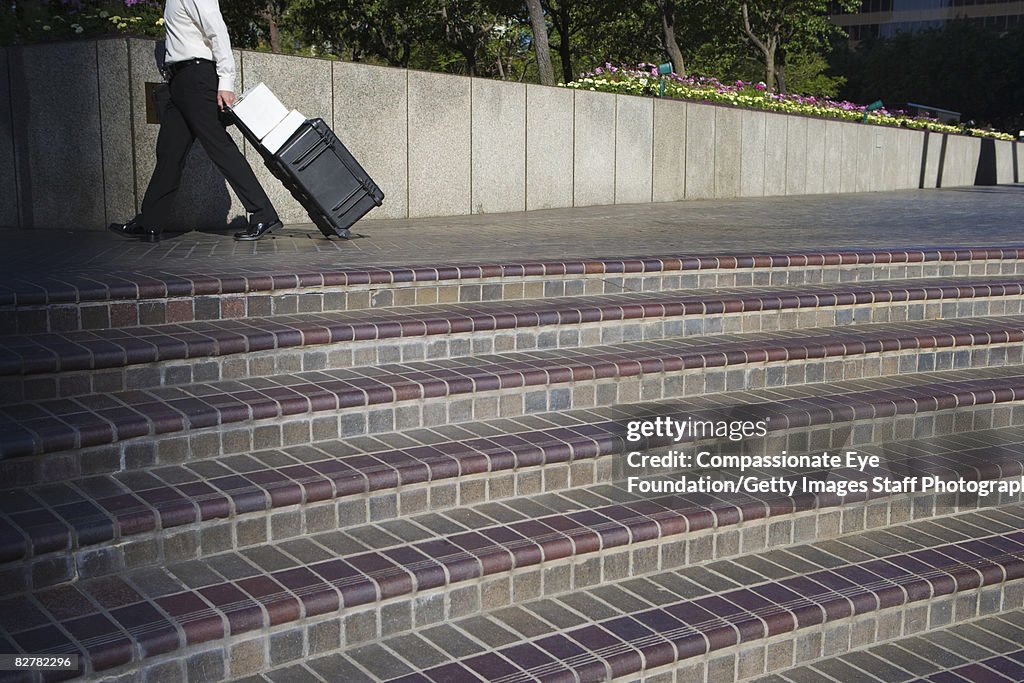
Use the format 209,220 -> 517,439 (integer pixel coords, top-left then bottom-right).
234,219 -> 282,241
139,228 -> 161,243
108,217 -> 161,242
108,217 -> 146,237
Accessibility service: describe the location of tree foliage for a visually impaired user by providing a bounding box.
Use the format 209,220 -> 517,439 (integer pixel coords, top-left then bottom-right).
833,21 -> 1024,132
736,0 -> 857,91
280,0 -> 534,78
231,0 -> 1021,130
12,0 -> 1018,131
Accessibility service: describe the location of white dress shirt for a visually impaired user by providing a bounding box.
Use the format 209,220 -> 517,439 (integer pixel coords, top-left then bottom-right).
163,0 -> 236,92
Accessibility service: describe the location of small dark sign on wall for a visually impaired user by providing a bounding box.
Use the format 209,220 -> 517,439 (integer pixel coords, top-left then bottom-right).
144,82 -> 167,124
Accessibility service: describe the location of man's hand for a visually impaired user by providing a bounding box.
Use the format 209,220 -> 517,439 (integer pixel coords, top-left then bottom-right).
217,90 -> 235,111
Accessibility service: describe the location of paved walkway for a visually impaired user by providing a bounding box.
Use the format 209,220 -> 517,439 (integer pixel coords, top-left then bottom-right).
2,186 -> 1023,282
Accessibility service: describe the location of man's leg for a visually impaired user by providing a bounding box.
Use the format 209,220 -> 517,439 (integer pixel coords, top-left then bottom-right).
172,64 -> 279,225
139,96 -> 195,232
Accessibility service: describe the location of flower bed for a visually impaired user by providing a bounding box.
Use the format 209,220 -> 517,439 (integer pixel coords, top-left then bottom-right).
3,0 -> 164,44
563,64 -> 1014,141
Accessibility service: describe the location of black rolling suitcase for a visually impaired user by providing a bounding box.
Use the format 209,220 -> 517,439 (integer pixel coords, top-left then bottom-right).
232,109 -> 384,239
267,119 -> 384,239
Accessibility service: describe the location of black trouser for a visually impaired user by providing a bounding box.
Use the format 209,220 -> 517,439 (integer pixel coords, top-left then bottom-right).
140,61 -> 277,230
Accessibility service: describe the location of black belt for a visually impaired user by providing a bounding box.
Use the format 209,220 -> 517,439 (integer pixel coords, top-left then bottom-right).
166,58 -> 215,78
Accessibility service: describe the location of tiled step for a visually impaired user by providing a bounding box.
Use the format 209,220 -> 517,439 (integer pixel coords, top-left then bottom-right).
6,384 -> 1024,677
757,609 -> 1024,683
6,405 -> 1024,681
74,505 -> 1024,682
3,317 -> 1024,481
4,367 -> 1024,591
5,246 -> 1024,683
367,509 -> 1024,683
4,249 -> 1023,334
4,277 -> 1024,404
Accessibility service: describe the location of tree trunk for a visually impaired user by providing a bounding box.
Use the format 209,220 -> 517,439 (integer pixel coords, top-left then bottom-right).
548,0 -> 574,83
557,36 -> 572,82
741,2 -> 776,91
526,0 -> 555,86
262,3 -> 282,53
656,0 -> 685,77
775,47 -> 787,93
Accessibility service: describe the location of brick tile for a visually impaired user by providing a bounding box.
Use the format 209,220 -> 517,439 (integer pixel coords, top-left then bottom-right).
63,613 -> 133,670
384,633 -> 450,670
348,643 -> 412,680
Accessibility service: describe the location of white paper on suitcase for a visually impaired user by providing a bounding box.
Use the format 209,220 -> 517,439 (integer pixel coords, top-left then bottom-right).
232,82 -> 289,140
262,109 -> 307,155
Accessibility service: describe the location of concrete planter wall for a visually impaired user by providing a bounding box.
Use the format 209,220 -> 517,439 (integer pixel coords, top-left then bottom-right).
1,37 -> 1019,231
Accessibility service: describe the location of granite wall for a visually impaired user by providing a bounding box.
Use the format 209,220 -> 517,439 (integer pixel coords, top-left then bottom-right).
2,37 -> 1019,230
0,47 -> 18,229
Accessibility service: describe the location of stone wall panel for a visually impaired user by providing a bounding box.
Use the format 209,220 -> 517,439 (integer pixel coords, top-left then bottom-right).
685,103 -> 715,199
573,89 -> 616,207
526,84 -> 574,211
408,70 -> 471,217
615,95 -> 654,205
472,78 -> 526,214
334,61 -> 408,220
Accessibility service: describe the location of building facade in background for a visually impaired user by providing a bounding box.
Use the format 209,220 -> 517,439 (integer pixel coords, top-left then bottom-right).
830,0 -> 1024,40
